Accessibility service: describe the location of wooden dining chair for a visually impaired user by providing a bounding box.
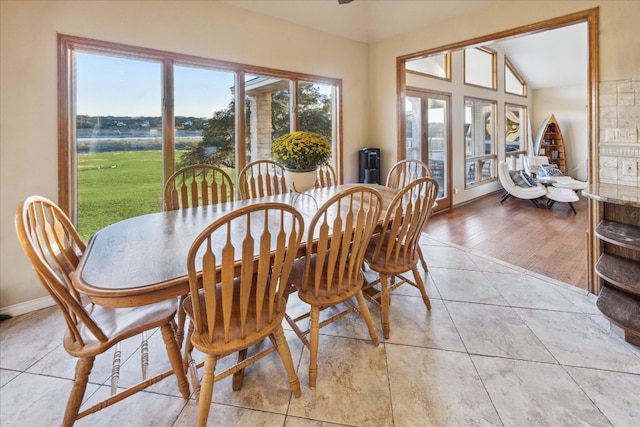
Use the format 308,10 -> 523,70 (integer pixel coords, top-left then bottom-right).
315,163 -> 337,188
164,164 -> 234,210
285,186 -> 382,388
164,164 -> 235,348
15,196 -> 190,427
385,159 -> 432,189
385,159 -> 433,272
237,159 -> 288,199
182,202 -> 303,426
362,177 -> 439,339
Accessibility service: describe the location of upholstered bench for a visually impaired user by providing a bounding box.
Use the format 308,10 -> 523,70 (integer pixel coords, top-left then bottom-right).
546,186 -> 579,214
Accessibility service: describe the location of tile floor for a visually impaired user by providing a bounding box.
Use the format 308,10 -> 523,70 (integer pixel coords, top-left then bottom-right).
2,236 -> 639,426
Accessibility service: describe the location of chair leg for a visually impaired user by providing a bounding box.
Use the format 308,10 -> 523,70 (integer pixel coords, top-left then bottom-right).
569,202 -> 577,214
63,357 -> 94,427
417,245 -> 428,271
160,323 -> 191,399
111,343 -> 121,395
530,198 -> 540,208
176,294 -> 187,349
500,192 -> 511,203
355,290 -> 379,346
379,274 -> 391,340
197,355 -> 217,427
272,326 -> 301,398
141,331 -> 149,380
308,306 -> 320,388
412,266 -> 432,310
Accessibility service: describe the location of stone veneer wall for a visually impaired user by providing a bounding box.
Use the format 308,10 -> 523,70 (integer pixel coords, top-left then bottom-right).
598,79 -> 640,187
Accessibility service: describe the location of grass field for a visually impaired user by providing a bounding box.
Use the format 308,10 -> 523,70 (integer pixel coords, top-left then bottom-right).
78,151 -> 164,240
78,150 -> 239,240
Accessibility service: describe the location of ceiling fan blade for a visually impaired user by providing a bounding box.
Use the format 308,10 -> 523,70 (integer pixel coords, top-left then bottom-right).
338,0 -> 354,4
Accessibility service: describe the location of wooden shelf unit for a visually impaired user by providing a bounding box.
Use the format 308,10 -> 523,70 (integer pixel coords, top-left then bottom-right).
593,207 -> 640,347
533,114 -> 567,174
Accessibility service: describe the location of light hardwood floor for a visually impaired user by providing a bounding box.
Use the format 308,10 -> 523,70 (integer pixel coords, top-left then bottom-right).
425,190 -> 589,290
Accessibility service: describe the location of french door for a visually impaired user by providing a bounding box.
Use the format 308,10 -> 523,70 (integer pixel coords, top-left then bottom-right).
405,89 -> 451,211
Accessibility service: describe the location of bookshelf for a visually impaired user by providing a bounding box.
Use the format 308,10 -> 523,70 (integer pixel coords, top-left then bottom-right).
533,114 -> 567,174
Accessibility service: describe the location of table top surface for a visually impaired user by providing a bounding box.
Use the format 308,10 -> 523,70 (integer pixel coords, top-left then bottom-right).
73,184 -> 398,307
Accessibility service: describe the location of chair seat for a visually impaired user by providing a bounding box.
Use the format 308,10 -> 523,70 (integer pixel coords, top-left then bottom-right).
289,255 -> 363,304
183,284 -> 285,355
66,299 -> 178,357
364,232 -> 417,274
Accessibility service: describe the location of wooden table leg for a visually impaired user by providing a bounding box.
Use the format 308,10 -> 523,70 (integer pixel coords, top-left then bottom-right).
232,349 -> 248,391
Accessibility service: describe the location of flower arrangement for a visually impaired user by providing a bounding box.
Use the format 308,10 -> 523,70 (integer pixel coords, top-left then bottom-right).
271,131 -> 332,172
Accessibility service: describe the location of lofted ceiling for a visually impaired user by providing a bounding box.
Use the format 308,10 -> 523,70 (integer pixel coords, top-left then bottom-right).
222,0 -> 587,89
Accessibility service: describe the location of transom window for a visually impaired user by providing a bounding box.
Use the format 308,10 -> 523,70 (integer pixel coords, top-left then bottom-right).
59,35 -> 341,239
464,47 -> 496,89
505,57 -> 527,96
405,52 -> 451,80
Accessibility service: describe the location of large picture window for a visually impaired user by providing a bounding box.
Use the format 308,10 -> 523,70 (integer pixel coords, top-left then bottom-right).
59,35 -> 341,239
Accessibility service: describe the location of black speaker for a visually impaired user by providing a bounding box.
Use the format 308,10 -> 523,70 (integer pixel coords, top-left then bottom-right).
358,148 -> 381,184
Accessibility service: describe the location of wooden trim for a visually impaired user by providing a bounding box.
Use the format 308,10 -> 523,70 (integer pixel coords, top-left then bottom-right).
396,59 -> 407,161
587,9 -> 600,294
57,34 -> 73,218
397,8 -> 599,62
162,60 -> 175,185
235,71 -> 247,177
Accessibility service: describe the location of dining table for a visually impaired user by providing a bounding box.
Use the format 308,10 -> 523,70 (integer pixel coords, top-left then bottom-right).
72,183 -> 399,393
72,183 -> 399,309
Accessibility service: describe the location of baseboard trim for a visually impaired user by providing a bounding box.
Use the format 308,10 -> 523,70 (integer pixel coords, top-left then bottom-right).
0,296 -> 55,318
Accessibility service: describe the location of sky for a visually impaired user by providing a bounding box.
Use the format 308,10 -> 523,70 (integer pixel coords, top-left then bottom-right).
77,52 -> 235,117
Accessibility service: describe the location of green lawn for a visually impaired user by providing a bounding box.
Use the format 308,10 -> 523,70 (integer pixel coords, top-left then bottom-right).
78,151 -> 164,240
77,150 -> 238,240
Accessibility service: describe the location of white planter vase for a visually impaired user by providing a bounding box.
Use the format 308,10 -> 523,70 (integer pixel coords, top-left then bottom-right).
283,168 -> 317,193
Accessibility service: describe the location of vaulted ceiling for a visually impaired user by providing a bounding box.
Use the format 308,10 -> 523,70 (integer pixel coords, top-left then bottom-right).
222,0 -> 587,90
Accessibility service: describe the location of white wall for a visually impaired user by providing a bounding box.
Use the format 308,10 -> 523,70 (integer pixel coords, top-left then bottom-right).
0,0 -> 369,312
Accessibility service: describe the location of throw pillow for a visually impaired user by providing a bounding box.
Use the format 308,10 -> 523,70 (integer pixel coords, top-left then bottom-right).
540,164 -> 564,177
509,170 -> 529,188
520,170 -> 537,186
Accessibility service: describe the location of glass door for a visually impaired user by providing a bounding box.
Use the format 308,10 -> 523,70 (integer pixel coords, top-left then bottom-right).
405,89 -> 451,211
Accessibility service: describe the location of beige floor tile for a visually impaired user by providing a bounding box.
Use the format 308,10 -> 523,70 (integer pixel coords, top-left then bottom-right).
287,335 -> 392,426
515,308 -> 640,373
566,366 -> 640,427
386,345 -> 500,426
445,300 -> 556,362
472,355 -> 610,427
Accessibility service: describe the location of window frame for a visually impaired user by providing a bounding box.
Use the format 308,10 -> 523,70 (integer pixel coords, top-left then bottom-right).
505,103 -> 528,169
504,57 -> 528,97
464,96 -> 497,188
463,47 -> 497,90
57,34 -> 342,221
405,52 -> 452,82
